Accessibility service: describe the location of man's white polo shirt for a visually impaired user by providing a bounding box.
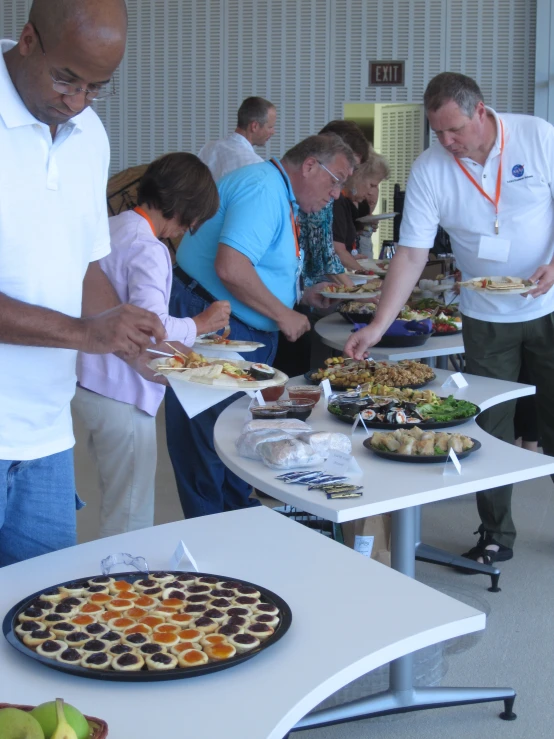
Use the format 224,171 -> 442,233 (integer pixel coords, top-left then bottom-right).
0,40 -> 111,460
400,107 -> 554,323
198,132 -> 264,181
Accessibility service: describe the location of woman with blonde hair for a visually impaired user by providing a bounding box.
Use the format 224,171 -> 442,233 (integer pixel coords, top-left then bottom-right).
332,151 -> 390,272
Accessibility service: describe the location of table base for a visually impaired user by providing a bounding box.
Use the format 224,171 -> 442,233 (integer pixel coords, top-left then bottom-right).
290,506 -> 516,735
414,506 -> 501,592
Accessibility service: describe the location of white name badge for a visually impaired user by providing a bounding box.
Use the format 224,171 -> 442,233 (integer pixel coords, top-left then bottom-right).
478,235 -> 511,263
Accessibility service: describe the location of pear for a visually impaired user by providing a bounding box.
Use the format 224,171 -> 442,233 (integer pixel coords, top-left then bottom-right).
30,701 -> 88,739
0,706 -> 45,739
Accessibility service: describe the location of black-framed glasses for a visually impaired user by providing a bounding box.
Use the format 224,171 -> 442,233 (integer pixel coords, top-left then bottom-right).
30,21 -> 116,101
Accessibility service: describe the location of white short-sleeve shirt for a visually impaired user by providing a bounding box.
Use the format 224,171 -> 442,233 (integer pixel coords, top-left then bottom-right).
400,108 -> 554,323
0,40 -> 111,460
198,132 -> 264,181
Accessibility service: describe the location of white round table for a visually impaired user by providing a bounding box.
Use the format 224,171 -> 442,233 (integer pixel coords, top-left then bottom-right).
314,313 -> 465,368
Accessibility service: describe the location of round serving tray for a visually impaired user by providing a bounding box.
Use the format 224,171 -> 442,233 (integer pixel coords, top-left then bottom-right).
328,402 -> 481,430
338,311 -> 374,325
431,327 -> 463,337
363,436 -> 481,463
304,370 -> 436,392
3,571 -> 292,682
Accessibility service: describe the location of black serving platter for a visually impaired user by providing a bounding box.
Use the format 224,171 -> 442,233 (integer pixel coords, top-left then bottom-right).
338,311 -> 374,325
339,313 -> 432,348
431,326 -> 463,337
3,571 -> 292,682
328,401 -> 481,431
304,370 -> 436,392
363,436 -> 481,463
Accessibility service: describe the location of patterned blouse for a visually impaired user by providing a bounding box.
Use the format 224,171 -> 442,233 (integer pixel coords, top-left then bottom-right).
299,202 -> 345,287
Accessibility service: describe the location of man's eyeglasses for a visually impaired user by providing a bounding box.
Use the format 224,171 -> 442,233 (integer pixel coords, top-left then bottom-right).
30,21 -> 116,101
318,161 -> 347,191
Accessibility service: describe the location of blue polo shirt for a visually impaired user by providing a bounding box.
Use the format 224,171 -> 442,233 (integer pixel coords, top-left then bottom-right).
176,159 -> 299,332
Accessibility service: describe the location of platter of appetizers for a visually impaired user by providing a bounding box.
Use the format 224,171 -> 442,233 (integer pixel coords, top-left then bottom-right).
363,428 -> 481,463
306,358 -> 436,390
3,571 -> 292,682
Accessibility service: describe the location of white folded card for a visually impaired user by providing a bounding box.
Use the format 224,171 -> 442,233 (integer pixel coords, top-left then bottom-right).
170,539 -> 199,572
442,372 -> 468,389
443,447 -> 462,476
320,378 -> 332,400
324,449 -> 363,476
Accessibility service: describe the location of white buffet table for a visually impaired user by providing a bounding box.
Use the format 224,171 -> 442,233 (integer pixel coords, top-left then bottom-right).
0,508 -> 485,739
214,368 -> 553,729
314,313 -> 465,366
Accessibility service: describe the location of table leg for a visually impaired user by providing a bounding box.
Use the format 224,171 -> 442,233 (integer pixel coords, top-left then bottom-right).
436,355 -> 449,370
414,505 -> 501,593
291,506 -> 516,733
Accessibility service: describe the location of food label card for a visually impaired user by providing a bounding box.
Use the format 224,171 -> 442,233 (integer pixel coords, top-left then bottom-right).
320,378 -> 332,400
351,413 -> 370,436
442,372 -> 468,389
443,447 -> 462,476
324,450 -> 353,475
354,535 -> 374,558
170,540 -> 199,572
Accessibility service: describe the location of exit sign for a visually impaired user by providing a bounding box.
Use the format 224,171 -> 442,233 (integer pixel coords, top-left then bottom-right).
368,61 -> 405,86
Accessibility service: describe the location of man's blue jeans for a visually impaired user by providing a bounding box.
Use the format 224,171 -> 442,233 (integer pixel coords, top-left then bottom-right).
0,449 -> 82,567
165,273 -> 278,518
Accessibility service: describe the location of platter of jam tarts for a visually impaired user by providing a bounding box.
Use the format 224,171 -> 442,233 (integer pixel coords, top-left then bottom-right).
3,571 -> 292,681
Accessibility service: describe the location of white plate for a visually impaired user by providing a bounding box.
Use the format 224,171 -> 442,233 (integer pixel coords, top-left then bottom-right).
319,290 -> 381,300
459,276 -> 534,295
148,358 -> 288,389
193,339 -> 265,352
355,259 -> 389,275
356,212 -> 398,224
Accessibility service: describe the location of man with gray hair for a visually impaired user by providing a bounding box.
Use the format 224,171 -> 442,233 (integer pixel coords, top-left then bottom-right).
167,133 -> 355,518
345,71 -> 554,569
199,96 -> 277,181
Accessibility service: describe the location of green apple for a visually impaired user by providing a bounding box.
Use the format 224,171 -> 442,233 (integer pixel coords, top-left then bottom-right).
0,707 -> 45,738
30,702 -> 89,739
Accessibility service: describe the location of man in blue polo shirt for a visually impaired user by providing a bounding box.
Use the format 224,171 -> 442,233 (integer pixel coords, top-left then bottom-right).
167,134 -> 355,518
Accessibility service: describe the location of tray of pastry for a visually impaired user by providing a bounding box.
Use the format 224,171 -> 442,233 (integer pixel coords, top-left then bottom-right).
3,571 -> 292,681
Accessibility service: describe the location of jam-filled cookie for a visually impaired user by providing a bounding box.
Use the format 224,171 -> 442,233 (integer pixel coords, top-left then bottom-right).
36,639 -> 67,658
81,652 -> 113,670
146,652 -> 178,670
228,633 -> 261,653
112,652 -> 145,671
177,649 -> 209,668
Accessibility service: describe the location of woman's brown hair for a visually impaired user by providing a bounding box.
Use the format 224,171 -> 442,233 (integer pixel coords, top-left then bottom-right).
137,152 -> 219,231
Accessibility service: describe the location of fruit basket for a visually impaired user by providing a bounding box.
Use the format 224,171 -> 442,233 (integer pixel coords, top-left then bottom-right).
0,703 -> 108,738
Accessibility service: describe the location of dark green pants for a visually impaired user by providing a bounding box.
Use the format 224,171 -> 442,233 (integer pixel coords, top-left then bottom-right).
462,313 -> 554,549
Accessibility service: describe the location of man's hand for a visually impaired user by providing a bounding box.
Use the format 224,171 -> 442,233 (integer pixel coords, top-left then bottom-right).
526,264 -> 554,298
192,300 -> 231,336
300,283 -> 333,311
344,323 -> 385,360
81,304 -> 166,359
277,308 -> 311,341
125,339 -> 191,386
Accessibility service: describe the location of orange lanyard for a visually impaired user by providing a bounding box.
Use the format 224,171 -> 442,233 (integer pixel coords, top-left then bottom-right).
133,206 -> 156,236
270,158 -> 301,258
454,119 -> 504,235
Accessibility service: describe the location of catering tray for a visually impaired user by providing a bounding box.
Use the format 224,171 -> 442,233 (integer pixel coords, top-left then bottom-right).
328,401 -> 481,430
304,370 -> 436,392
363,436 -> 481,463
3,571 -> 292,682
339,311 -> 373,325
432,327 -> 463,337
0,704 -> 108,739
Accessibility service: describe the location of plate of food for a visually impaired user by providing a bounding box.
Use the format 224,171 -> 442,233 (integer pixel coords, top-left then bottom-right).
457,276 -> 534,294
305,358 -> 436,390
3,571 -> 292,682
328,392 -> 480,430
337,301 -> 377,324
356,212 -> 398,224
363,428 -> 481,463
319,279 -> 383,300
193,338 -> 265,352
149,351 -> 288,390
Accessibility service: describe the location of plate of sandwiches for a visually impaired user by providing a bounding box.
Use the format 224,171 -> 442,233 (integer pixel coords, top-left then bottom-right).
3,571 -> 292,682
457,276 -> 534,294
363,428 -> 481,463
149,351 -> 288,389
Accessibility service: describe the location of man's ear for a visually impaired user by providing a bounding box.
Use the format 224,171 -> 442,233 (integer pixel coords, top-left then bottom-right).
249,120 -> 260,135
19,22 -> 39,57
301,156 -> 318,178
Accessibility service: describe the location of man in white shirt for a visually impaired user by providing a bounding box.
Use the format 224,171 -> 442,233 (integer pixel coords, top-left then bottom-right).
0,0 -> 165,566
345,72 -> 554,568
198,96 -> 277,181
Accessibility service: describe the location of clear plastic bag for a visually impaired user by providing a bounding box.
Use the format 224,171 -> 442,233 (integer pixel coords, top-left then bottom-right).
298,431 -> 352,458
257,438 -> 323,470
236,429 -> 294,460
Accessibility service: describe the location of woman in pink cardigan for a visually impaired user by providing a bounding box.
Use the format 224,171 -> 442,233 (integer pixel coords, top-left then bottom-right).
74,153 -> 230,537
